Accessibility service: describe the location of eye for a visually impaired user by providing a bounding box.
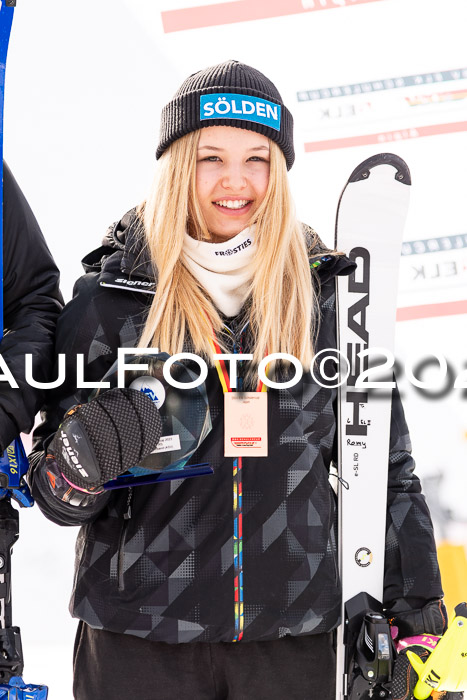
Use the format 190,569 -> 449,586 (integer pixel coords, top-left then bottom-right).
199,156 -> 221,162
247,156 -> 269,163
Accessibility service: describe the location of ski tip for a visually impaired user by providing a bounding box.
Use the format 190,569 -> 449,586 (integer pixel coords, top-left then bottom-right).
348,153 -> 411,186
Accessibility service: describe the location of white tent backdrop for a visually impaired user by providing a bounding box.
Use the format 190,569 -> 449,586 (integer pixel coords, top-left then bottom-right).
2,0 -> 466,696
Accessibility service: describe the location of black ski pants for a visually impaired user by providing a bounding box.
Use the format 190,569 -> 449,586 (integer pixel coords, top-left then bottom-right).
73,621 -> 336,700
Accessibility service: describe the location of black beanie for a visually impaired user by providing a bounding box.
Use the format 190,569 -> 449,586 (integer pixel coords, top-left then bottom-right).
156,60 -> 295,170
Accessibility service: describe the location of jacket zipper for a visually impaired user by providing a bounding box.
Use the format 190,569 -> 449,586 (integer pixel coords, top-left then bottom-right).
328,482 -> 340,585
230,328 -> 247,642
117,488 -> 133,592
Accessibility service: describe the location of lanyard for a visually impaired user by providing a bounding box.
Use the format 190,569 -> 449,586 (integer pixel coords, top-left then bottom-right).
209,330 -> 267,394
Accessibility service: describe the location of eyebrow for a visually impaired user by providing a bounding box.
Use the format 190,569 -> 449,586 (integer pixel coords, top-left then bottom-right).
197,145 -> 270,151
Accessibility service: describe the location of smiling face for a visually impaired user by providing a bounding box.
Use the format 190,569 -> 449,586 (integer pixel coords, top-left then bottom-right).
195,126 -> 270,242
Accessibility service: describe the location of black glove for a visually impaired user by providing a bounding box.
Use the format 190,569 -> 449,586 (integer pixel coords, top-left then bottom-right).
392,642 -> 463,700
390,600 -> 463,700
49,388 -> 162,490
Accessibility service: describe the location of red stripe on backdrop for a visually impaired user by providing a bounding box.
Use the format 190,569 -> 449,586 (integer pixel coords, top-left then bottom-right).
305,121 -> 467,152
397,300 -> 467,322
162,0 -> 385,33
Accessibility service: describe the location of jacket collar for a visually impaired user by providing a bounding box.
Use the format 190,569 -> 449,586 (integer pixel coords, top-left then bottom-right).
81,208 -> 356,290
81,208 -> 157,289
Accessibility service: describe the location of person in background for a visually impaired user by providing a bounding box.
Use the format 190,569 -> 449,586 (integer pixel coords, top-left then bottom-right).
0,161 -> 62,451
28,62 -> 458,700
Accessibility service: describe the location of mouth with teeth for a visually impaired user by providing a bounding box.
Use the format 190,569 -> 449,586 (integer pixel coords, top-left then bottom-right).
213,198 -> 253,214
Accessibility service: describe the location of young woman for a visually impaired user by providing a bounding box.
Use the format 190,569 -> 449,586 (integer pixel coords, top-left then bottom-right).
29,61 -> 452,700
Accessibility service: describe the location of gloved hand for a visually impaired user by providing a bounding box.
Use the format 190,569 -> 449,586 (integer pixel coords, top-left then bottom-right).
392,638 -> 464,700
390,600 -> 463,700
49,388 -> 162,491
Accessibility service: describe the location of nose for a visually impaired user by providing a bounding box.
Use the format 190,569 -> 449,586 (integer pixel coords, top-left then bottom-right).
220,164 -> 247,191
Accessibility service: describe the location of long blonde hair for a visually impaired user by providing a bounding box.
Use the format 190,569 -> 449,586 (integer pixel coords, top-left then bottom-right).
137,130 -> 323,369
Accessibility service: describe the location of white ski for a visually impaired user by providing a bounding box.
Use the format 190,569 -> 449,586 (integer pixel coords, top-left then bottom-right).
335,154 -> 411,700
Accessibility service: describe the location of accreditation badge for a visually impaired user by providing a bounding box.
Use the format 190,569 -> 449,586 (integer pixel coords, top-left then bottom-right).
224,392 -> 268,457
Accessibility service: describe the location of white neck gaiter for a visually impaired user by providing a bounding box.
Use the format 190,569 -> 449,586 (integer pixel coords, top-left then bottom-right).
182,228 -> 255,317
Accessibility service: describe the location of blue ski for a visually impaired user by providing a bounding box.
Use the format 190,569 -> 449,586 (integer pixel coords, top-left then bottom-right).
0,1 -> 14,318
0,2 -> 48,697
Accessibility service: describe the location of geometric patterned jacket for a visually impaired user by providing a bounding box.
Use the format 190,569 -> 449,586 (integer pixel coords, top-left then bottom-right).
28,210 -> 444,644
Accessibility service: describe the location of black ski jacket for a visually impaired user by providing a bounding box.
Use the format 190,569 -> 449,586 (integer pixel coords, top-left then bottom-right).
29,210 -> 443,644
0,163 -> 63,450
